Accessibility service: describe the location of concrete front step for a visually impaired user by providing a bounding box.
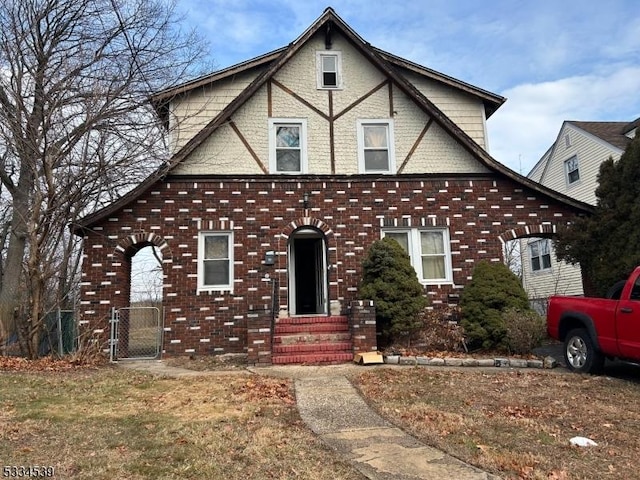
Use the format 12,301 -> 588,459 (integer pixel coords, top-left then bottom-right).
271,352 -> 354,365
273,341 -> 352,354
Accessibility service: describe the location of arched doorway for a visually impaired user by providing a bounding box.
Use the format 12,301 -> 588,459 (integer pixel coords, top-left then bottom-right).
288,228 -> 328,316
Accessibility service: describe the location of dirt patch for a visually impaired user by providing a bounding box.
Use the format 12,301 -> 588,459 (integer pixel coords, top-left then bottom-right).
165,353 -> 248,371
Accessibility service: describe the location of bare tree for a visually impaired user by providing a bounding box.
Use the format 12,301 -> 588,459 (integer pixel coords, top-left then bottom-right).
0,0 -> 208,357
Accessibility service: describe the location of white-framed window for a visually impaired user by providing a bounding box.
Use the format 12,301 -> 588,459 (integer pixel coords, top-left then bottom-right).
198,232 -> 233,291
268,118 -> 307,174
316,51 -> 342,89
564,155 -> 580,184
357,119 -> 396,173
529,238 -> 551,272
382,228 -> 452,284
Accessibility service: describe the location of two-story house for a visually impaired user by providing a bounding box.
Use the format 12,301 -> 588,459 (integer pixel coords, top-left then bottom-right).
522,119 -> 638,310
74,8 -> 590,364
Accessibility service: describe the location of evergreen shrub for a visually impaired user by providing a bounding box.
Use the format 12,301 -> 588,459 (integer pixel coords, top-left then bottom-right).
460,261 -> 530,350
360,237 -> 428,345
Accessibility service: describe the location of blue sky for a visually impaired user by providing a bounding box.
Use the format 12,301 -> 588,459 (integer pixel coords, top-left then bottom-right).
175,0 -> 640,174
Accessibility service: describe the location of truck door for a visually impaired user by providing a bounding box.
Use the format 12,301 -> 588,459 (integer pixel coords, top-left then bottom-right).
616,273 -> 640,358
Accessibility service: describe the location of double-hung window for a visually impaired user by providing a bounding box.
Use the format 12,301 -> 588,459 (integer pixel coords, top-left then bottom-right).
198,232 -> 233,291
268,119 -> 307,174
564,155 -> 580,185
529,239 -> 551,272
357,119 -> 395,173
316,51 -> 342,89
382,228 -> 452,284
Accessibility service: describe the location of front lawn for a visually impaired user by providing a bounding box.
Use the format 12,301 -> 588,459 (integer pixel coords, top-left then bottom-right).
0,365 -> 363,480
354,367 -> 640,480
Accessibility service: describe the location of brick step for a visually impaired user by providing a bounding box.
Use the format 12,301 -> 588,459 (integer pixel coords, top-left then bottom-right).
272,341 -> 352,354
276,315 -> 348,325
273,332 -> 352,345
271,352 -> 354,365
274,323 -> 350,334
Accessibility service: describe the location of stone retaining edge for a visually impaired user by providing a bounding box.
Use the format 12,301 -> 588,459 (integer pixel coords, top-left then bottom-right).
383,355 -> 558,369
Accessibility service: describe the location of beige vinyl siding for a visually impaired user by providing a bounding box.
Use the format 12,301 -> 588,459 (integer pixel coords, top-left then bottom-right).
520,237 -> 584,300
528,149 -> 551,182
540,125 -> 622,205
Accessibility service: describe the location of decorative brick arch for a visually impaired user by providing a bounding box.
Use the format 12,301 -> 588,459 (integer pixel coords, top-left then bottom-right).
498,224 -> 557,244
281,217 -> 335,242
113,231 -> 173,260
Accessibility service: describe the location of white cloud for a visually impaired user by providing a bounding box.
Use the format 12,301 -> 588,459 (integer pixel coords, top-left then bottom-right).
488,66 -> 640,174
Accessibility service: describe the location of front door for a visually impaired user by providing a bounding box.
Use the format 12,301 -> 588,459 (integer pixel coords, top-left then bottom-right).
288,229 -> 327,315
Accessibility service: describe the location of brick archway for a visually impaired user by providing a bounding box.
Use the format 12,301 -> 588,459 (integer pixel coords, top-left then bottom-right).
498,224 -> 557,243
114,231 -> 173,260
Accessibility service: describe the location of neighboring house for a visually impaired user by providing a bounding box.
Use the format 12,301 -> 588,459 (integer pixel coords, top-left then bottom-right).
74,8 -> 590,364
522,119 -> 638,310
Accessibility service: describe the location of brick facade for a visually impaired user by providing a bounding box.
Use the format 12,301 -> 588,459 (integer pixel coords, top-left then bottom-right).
78,173 -> 580,357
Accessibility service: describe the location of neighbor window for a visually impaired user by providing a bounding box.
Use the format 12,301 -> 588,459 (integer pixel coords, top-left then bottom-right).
357,119 -> 395,173
529,239 -> 551,272
198,232 -> 233,291
564,155 -> 580,184
382,228 -> 452,283
268,119 -> 307,174
316,51 -> 342,89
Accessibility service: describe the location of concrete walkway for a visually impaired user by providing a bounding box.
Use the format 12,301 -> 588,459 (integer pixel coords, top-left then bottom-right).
118,361 -> 499,479
294,374 -> 499,480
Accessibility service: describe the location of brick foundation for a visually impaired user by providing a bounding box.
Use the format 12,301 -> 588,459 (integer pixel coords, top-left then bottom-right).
349,300 -> 377,353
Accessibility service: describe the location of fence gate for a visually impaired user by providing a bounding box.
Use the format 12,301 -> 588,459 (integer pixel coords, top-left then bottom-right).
110,307 -> 162,361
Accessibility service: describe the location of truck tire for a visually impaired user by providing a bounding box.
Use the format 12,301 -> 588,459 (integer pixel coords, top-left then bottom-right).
564,328 -> 604,374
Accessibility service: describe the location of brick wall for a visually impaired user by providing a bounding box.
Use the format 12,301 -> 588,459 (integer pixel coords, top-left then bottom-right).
78,174 -> 581,356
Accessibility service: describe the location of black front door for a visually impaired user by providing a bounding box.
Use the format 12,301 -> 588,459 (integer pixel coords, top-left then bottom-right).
289,230 -> 327,315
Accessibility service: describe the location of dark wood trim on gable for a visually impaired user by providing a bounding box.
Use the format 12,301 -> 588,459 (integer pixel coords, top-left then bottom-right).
328,90 -> 335,174
267,81 -> 272,117
388,82 -> 394,117
271,79 -> 329,120
397,118 -> 434,174
333,80 -> 388,121
229,120 -> 268,174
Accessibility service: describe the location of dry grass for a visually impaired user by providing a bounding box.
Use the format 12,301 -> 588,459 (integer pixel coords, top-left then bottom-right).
0,367 -> 364,480
354,368 -> 640,480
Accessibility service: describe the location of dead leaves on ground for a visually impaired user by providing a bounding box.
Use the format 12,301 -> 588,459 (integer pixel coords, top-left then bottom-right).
0,356 -> 99,372
234,378 -> 295,405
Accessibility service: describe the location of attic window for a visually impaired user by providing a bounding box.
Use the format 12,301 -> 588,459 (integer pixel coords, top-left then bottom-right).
564,134 -> 571,148
316,51 -> 342,89
564,155 -> 580,185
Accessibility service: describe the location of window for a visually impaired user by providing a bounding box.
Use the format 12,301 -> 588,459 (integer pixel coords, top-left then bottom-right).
198,232 -> 233,291
316,51 -> 342,89
357,119 -> 395,173
529,239 -> 551,272
564,134 -> 571,148
268,119 -> 307,174
564,156 -> 580,184
382,228 -> 452,283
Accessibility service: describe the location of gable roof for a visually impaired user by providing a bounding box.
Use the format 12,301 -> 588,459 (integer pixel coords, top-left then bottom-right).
569,121 -> 634,151
528,118 -> 639,180
74,7 -> 592,233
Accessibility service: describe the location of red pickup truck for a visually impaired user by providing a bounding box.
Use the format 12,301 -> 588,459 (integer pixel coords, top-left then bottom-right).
547,266 -> 640,373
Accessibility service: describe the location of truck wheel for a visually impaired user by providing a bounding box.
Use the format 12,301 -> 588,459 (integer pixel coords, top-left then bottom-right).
564,328 -> 604,374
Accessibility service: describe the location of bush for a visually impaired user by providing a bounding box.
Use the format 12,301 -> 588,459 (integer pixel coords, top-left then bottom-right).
360,237 -> 428,345
502,308 -> 546,355
460,261 -> 530,350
